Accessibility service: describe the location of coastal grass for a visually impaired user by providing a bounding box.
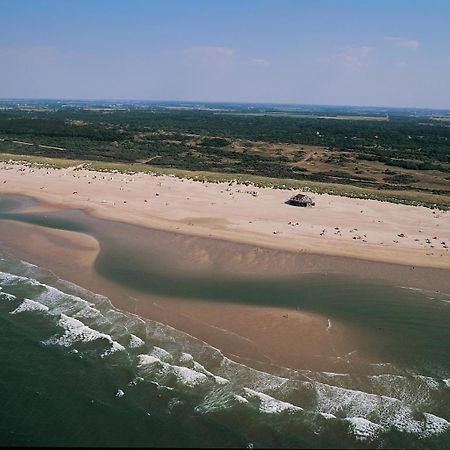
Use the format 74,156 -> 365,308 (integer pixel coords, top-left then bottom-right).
0,153 -> 85,169
1,152 -> 449,210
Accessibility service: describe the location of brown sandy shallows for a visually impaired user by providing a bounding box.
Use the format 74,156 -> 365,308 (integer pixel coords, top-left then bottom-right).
0,161 -> 449,269
0,220 -> 356,372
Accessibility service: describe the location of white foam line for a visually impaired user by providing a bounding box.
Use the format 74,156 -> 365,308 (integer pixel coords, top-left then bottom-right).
0,271 -> 99,319
0,270 -> 40,286
243,388 -> 303,414
43,314 -> 125,358
0,291 -> 16,301
179,352 -> 194,363
314,381 -> 450,436
149,346 -> 172,362
137,354 -> 209,387
128,334 -> 145,348
234,394 -> 249,404
10,298 -> 49,314
346,417 -> 383,441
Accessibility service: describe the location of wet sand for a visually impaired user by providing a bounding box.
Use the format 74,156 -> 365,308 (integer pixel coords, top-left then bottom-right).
0,219 -> 343,371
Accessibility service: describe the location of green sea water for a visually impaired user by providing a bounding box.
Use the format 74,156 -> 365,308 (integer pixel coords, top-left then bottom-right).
1,195 -> 450,448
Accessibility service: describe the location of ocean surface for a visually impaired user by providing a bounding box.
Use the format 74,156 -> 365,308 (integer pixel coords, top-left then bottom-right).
1,195 -> 450,448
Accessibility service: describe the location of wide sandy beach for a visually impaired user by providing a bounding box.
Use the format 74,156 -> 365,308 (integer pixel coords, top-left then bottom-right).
1,161 -> 449,269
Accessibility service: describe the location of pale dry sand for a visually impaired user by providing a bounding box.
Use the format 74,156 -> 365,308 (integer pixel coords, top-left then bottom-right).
1,161 -> 448,268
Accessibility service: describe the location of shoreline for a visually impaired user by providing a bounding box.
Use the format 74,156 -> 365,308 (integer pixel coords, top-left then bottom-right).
0,220 -> 351,372
1,193 -> 449,294
0,161 -> 449,270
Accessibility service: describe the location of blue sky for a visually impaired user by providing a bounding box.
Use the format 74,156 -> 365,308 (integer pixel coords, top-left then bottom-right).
1,0 -> 449,108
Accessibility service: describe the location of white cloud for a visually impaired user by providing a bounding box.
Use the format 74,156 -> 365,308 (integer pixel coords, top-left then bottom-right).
331,46 -> 375,67
249,58 -> 269,67
184,46 -> 234,64
384,37 -> 420,49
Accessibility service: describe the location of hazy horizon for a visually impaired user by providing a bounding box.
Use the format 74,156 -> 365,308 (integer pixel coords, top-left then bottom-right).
2,97 -> 450,112
1,0 -> 450,109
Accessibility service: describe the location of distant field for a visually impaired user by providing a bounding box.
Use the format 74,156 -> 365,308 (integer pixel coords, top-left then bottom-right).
215,112 -> 389,121
431,116 -> 450,122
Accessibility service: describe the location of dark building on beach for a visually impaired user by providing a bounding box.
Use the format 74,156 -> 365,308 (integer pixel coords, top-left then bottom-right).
286,193 -> 315,207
